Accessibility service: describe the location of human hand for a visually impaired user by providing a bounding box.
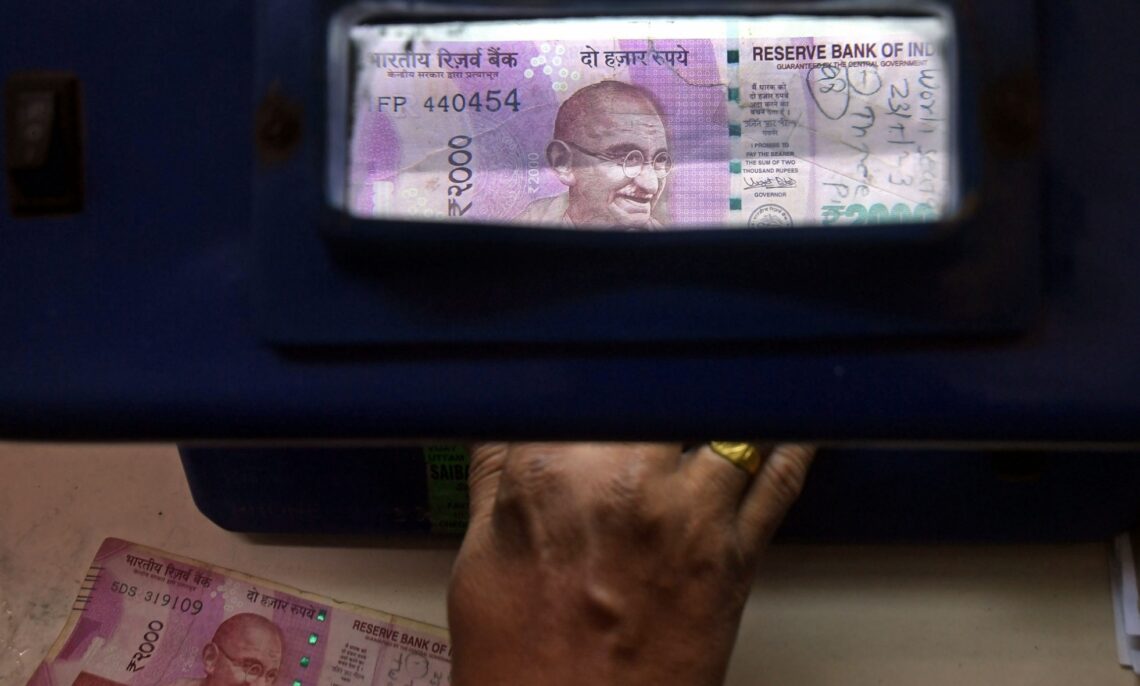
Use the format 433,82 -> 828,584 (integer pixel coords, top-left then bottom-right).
447,442 -> 815,686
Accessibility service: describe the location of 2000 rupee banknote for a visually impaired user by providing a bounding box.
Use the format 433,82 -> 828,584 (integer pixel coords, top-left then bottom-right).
28,539 -> 451,686
345,15 -> 953,230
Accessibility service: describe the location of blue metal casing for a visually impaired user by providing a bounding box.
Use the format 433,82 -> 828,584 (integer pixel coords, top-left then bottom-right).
1,0 -> 1138,445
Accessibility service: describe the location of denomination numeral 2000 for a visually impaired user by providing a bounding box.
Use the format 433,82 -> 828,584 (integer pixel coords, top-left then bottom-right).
821,202 -> 937,226
423,89 -> 521,114
125,620 -> 164,673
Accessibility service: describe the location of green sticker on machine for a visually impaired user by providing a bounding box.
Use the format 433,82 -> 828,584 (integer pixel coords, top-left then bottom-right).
424,445 -> 470,534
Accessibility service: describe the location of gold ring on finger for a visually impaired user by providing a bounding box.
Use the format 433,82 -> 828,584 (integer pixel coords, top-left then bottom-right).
707,441 -> 765,476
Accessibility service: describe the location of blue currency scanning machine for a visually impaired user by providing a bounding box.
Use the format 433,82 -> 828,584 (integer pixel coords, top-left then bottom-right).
2,0 -> 1138,540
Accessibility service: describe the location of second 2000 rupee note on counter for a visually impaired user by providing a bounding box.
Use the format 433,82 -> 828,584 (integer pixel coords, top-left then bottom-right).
28,539 -> 451,686
347,15 -> 953,230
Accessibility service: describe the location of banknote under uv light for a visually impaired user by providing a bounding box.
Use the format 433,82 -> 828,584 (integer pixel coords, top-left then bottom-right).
28,539 -> 452,686
346,15 -> 955,231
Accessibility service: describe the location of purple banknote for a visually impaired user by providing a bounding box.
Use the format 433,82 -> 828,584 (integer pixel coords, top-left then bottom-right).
344,15 -> 953,230
28,539 -> 451,686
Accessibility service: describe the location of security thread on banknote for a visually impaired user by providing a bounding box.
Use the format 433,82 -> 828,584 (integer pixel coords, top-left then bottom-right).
27,539 -> 451,686
346,15 -> 953,231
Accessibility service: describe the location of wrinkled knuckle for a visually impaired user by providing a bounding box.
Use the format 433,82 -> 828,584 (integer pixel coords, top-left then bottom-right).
503,445 -> 566,490
467,460 -> 499,493
469,442 -> 507,464
591,478 -> 638,516
591,473 -> 656,530
765,452 -> 810,507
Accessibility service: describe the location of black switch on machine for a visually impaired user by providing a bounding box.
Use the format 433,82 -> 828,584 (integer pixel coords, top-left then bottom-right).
4,72 -> 83,216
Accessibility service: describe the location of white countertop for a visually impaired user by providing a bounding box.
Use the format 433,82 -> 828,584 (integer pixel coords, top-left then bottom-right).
1,443 -> 1135,685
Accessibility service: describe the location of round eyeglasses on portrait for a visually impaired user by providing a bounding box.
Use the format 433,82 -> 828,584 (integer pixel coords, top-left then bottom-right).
214,642 -> 280,684
561,141 -> 672,179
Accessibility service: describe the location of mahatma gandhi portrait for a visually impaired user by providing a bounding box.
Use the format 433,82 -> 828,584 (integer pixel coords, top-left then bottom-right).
166,613 -> 284,686
517,80 -> 672,230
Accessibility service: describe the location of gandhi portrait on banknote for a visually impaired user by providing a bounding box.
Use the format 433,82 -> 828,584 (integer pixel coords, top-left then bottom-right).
516,80 -> 672,230
166,613 -> 284,686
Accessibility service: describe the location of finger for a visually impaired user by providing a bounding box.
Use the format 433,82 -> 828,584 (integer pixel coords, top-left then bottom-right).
681,442 -> 773,506
466,442 -> 510,524
736,444 -> 816,551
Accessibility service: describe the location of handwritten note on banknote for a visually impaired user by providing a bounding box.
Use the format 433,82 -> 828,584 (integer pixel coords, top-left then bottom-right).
27,539 -> 451,686
345,15 -> 954,230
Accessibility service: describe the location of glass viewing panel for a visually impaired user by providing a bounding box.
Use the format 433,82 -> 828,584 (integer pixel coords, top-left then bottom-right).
342,14 -> 955,231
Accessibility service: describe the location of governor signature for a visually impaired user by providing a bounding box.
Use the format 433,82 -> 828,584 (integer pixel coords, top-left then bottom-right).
744,176 -> 797,190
